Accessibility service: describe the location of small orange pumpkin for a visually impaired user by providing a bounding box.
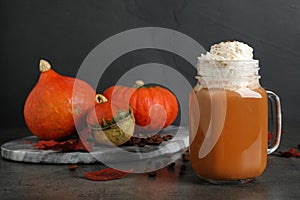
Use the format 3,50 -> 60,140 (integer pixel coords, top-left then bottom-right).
103,80 -> 178,132
24,59 -> 96,140
86,94 -> 135,146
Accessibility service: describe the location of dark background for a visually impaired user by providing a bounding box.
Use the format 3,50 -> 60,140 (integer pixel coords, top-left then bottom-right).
1,0 -> 299,130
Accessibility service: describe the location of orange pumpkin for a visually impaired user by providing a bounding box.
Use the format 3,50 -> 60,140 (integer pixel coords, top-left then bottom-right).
24,59 -> 96,140
86,94 -> 135,146
103,80 -> 178,132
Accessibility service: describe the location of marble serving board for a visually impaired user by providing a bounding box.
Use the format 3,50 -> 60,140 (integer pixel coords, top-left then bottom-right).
1,126 -> 189,164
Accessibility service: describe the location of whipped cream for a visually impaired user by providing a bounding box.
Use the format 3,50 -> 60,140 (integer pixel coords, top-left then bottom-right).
196,41 -> 260,90
198,41 -> 254,61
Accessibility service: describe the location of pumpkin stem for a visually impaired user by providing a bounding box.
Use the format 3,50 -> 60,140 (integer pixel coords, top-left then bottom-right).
95,94 -> 108,104
133,80 -> 145,88
39,59 -> 51,72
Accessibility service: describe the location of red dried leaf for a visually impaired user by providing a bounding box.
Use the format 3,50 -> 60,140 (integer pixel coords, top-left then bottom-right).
84,168 -> 131,181
34,140 -> 59,149
32,128 -> 95,152
279,151 -> 293,158
279,148 -> 300,158
33,139 -> 77,151
289,148 -> 296,156
59,139 -> 78,151
288,148 -> 300,157
68,164 -> 78,171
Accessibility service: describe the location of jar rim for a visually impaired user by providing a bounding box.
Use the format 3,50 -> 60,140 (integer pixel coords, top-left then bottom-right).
197,59 -> 259,63
198,66 -> 260,71
195,75 -> 261,79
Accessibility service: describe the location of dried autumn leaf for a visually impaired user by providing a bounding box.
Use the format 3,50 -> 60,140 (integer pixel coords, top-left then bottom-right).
34,140 -> 60,149
279,151 -> 293,158
32,128 -> 95,152
279,148 -> 300,158
33,139 -> 78,152
68,164 -> 78,171
289,148 -> 296,155
84,168 -> 131,181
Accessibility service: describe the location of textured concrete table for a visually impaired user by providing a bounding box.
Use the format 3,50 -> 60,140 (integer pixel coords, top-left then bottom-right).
0,123 -> 299,200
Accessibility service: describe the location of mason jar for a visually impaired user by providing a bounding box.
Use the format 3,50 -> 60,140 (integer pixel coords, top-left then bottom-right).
189,59 -> 281,184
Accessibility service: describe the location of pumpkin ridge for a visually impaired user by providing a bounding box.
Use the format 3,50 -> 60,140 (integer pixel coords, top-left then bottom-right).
169,90 -> 178,125
136,88 -> 147,126
160,87 -> 170,128
149,88 -> 156,127
150,87 -> 162,130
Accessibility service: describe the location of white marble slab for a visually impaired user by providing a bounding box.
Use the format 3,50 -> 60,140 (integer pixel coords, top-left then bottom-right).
1,126 -> 189,164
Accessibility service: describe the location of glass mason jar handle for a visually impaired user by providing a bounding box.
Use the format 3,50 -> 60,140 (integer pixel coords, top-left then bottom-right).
267,90 -> 282,154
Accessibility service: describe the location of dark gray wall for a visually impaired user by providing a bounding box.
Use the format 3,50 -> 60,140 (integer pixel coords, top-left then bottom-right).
1,0 -> 300,128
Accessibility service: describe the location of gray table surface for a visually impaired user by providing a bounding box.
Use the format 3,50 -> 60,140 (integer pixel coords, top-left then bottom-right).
1,122 -> 300,200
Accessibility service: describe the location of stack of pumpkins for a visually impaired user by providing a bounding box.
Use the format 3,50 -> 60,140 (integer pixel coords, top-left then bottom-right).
24,59 -> 178,147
